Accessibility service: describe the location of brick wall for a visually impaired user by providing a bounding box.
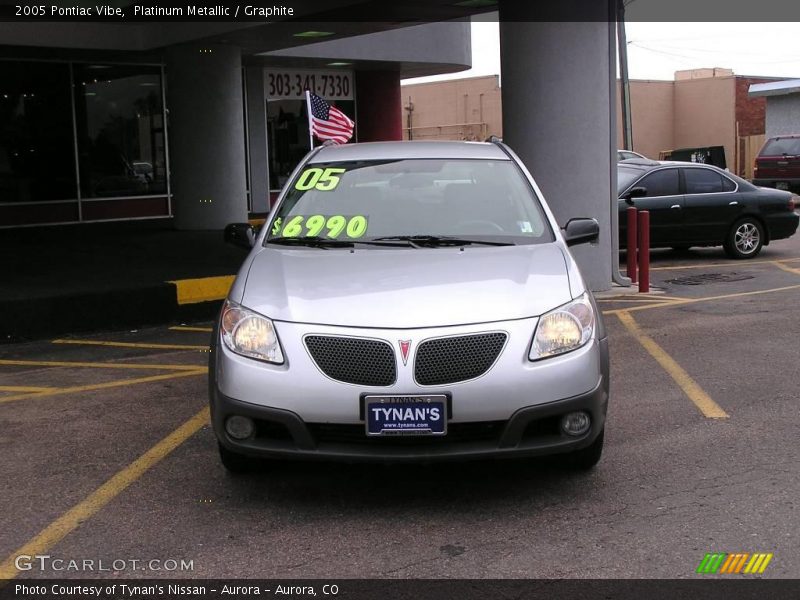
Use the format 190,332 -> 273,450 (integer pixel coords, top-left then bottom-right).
734,76 -> 784,174
735,76 -> 782,136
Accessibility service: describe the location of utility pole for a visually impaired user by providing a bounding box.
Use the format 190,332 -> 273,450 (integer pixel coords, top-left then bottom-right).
617,0 -> 633,151
404,97 -> 414,140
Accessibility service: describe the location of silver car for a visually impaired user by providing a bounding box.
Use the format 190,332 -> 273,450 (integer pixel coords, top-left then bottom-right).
211,140 -> 609,472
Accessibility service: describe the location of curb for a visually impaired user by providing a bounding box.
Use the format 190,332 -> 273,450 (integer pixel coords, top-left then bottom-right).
0,275 -> 234,343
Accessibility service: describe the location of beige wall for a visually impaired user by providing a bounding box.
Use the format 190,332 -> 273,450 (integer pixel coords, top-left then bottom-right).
404,71 -> 740,169
401,75 -> 502,141
673,76 -> 736,168
616,80 -> 674,159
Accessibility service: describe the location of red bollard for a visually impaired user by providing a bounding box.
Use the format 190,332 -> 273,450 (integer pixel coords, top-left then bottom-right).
626,207 -> 638,283
638,210 -> 650,293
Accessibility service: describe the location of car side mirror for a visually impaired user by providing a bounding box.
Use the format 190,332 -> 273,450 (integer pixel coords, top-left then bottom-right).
622,186 -> 647,203
224,223 -> 256,249
563,218 -> 600,247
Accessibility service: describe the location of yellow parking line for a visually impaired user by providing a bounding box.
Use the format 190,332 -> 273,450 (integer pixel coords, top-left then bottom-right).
650,257 -> 800,271
597,297 -> 668,304
773,261 -> 800,275
603,283 -> 800,316
0,359 -> 203,371
0,386 -> 57,393
603,302 -> 680,315
169,326 -> 214,333
597,295 -> 692,304
168,275 -> 234,305
0,369 -> 207,404
52,339 -> 209,351
616,311 -> 729,419
0,407 -> 210,580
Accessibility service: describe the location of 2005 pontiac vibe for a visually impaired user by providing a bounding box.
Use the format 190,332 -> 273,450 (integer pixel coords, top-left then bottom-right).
210,140 -> 609,473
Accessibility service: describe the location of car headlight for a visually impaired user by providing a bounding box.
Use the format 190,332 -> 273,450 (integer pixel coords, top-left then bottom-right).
529,293 -> 595,360
220,300 -> 284,364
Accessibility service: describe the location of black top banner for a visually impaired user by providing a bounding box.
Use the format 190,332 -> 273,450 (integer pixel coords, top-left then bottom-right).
2,0 -> 800,22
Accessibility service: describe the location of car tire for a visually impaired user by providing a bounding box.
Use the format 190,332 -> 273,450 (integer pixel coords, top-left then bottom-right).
563,430 -> 604,470
724,217 -> 764,259
218,442 -> 258,474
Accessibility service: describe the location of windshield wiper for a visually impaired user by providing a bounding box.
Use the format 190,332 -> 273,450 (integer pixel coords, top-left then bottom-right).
268,236 -> 353,248
371,235 -> 514,247
267,236 -> 414,249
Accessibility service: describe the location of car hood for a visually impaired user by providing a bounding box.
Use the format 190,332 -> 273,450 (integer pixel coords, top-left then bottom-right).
240,244 -> 575,328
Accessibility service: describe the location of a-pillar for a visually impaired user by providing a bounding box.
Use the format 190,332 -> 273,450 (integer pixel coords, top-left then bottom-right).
355,70 -> 403,141
165,43 -> 248,229
499,2 -> 617,291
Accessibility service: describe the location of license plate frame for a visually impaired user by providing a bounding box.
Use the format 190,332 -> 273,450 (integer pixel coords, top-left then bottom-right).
364,394 -> 448,436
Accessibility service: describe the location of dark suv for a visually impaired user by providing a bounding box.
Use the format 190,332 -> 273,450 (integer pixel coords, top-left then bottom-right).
753,135 -> 800,192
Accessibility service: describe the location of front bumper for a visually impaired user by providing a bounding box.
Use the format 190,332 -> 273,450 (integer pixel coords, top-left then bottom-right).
210,326 -> 609,462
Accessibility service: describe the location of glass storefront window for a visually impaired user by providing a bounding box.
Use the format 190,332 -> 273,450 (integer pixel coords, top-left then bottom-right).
0,61 -> 77,203
267,98 -> 355,191
73,64 -> 166,198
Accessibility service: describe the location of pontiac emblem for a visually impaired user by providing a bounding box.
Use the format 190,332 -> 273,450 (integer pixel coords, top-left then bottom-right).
398,340 -> 411,366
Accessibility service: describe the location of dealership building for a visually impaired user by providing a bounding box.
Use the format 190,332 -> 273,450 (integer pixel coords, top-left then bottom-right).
0,19 -> 474,228
0,2 -> 622,290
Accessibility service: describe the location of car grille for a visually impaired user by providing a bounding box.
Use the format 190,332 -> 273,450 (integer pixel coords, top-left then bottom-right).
414,332 -> 507,386
308,421 -> 505,446
304,335 -> 396,386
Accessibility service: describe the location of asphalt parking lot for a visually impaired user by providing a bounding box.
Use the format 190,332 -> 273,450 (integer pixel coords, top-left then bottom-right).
1,235 -> 799,580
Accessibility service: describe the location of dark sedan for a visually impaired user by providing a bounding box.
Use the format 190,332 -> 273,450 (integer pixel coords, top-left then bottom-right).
618,160 -> 799,259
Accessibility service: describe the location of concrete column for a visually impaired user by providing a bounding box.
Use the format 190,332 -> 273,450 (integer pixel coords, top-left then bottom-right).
165,43 -> 248,229
355,70 -> 403,142
244,66 -> 269,214
499,4 -> 616,291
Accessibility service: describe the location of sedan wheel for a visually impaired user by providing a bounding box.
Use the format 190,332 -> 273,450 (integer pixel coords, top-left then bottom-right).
724,218 -> 764,259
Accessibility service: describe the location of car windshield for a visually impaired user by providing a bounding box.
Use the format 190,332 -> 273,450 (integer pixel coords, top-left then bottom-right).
617,165 -> 644,194
760,137 -> 800,156
266,159 -> 554,247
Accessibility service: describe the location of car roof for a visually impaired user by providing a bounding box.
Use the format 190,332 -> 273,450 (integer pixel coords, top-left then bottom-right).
309,141 -> 510,162
619,159 -> 725,171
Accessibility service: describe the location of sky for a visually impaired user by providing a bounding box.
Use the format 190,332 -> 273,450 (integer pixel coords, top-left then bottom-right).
402,20 -> 800,85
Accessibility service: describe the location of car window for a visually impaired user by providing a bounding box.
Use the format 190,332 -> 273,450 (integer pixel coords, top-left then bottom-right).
618,151 -> 641,161
684,168 -> 725,194
721,175 -> 736,192
637,168 -> 680,197
267,159 -> 554,245
760,137 -> 800,156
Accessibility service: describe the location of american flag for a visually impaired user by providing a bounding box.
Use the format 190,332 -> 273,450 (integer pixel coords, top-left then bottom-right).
307,91 -> 354,145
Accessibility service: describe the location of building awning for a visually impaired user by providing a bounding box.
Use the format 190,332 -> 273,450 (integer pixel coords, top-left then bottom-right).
748,79 -> 800,98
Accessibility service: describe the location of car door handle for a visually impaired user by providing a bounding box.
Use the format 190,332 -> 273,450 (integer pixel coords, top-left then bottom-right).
729,201 -> 739,206
670,204 -> 681,209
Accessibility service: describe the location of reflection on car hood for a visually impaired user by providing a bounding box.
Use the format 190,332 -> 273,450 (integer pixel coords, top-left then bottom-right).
241,244 -> 573,328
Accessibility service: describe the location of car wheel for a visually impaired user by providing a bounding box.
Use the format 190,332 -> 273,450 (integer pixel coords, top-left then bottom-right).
218,442 -> 258,474
563,430 -> 604,470
724,217 -> 764,259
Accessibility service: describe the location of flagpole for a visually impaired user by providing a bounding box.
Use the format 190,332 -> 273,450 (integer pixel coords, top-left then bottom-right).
305,90 -> 315,150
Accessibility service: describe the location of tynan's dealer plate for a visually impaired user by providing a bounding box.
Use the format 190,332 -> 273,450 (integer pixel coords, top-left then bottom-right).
365,394 -> 447,436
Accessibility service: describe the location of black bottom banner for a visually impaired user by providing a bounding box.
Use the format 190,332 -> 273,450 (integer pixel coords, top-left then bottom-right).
2,580 -> 800,600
